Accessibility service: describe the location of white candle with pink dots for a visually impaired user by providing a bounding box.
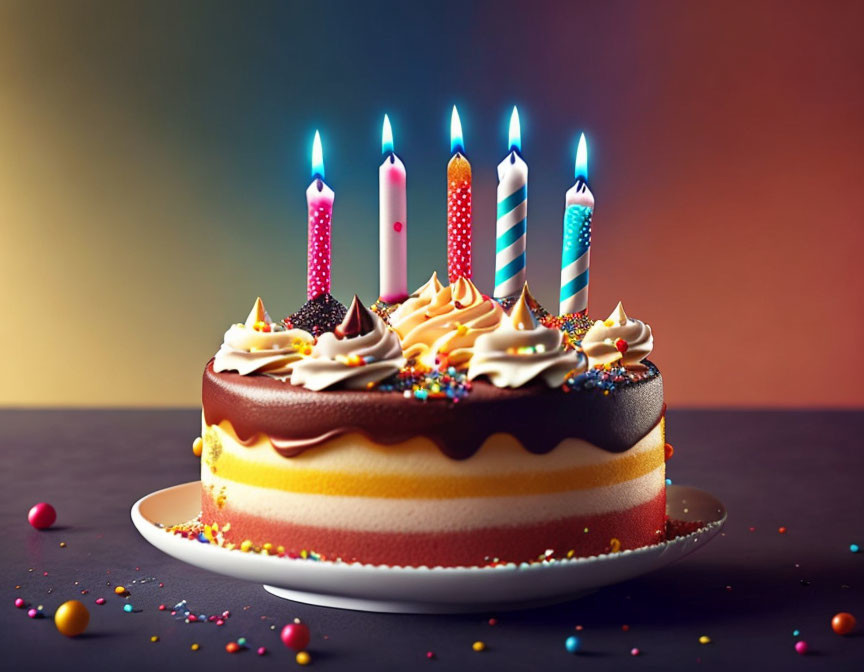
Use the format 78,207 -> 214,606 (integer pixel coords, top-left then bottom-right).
378,115 -> 408,303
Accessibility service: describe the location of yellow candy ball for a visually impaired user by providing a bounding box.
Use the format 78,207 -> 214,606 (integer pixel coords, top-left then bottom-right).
296,651 -> 311,665
472,640 -> 486,652
114,585 -> 126,595
699,635 -> 711,644
54,600 -> 89,637
192,437 -> 203,458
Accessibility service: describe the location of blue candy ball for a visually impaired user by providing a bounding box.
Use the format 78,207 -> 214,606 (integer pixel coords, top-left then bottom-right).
565,635 -> 581,653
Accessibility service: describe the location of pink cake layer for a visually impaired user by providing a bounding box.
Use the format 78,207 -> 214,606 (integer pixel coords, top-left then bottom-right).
200,489 -> 666,567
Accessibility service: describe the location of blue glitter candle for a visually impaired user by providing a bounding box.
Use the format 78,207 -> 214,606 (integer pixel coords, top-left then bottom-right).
559,133 -> 594,316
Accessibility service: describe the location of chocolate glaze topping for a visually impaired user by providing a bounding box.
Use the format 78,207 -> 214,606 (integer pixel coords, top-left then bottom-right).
202,360 -> 664,460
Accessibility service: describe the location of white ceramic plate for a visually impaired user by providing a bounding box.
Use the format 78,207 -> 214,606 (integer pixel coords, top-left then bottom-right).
131,481 -> 726,613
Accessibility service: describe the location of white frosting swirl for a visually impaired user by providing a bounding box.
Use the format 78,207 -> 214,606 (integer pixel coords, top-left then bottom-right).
468,287 -> 586,387
581,302 -> 653,368
290,305 -> 405,391
213,298 -> 313,377
390,276 -> 504,369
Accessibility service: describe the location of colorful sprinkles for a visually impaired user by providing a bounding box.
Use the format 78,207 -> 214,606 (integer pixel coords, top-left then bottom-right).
562,361 -> 658,395
375,364 -> 472,402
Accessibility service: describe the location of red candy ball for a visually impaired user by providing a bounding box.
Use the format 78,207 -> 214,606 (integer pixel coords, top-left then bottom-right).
28,502 -> 57,530
281,623 -> 310,651
831,612 -> 856,635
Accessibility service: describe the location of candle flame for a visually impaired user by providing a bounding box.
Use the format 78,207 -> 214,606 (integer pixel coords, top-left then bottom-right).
450,105 -> 464,155
575,132 -> 588,182
382,114 -> 394,155
311,130 -> 325,180
508,106 -> 521,153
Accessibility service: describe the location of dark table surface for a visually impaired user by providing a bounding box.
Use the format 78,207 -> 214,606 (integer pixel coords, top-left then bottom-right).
1,409 -> 863,671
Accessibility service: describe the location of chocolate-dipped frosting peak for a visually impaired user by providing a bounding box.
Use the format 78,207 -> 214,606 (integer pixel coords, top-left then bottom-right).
335,295 -> 377,339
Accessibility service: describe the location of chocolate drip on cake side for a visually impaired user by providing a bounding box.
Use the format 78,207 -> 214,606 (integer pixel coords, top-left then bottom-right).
202,360 -> 665,460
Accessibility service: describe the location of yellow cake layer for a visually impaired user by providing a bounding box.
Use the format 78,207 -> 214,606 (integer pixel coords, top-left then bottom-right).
201,418 -> 665,499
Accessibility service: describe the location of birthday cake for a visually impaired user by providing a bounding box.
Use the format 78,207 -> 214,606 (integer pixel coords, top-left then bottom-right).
191,112 -> 670,568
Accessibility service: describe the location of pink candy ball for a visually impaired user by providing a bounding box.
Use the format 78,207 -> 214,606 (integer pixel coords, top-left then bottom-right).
280,623 -> 310,651
257,647 -> 267,656
14,598 -> 25,609
28,502 -> 56,530
795,640 -> 808,655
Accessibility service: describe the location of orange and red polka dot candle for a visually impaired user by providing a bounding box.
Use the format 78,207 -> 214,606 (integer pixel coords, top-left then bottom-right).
305,130 -> 334,300
447,106 -> 472,282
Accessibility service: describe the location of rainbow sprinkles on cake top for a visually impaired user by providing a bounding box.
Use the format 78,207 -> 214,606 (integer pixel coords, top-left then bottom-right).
190,107 -> 670,568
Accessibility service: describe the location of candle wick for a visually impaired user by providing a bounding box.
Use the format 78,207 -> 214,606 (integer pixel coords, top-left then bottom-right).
389,153 -> 395,165
510,151 -> 516,165
316,178 -> 323,192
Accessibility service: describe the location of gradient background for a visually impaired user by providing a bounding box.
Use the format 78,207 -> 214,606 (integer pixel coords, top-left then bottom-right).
1,0 -> 862,408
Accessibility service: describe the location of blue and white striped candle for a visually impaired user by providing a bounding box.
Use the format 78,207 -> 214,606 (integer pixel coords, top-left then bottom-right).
559,133 -> 594,315
494,107 -> 528,299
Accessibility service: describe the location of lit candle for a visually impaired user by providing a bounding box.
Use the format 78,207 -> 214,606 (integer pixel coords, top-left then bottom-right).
379,115 -> 408,303
559,133 -> 594,315
306,130 -> 334,301
494,106 -> 528,300
447,105 -> 472,282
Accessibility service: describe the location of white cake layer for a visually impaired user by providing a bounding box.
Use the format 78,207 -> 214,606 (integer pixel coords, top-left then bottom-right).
202,465 -> 665,533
